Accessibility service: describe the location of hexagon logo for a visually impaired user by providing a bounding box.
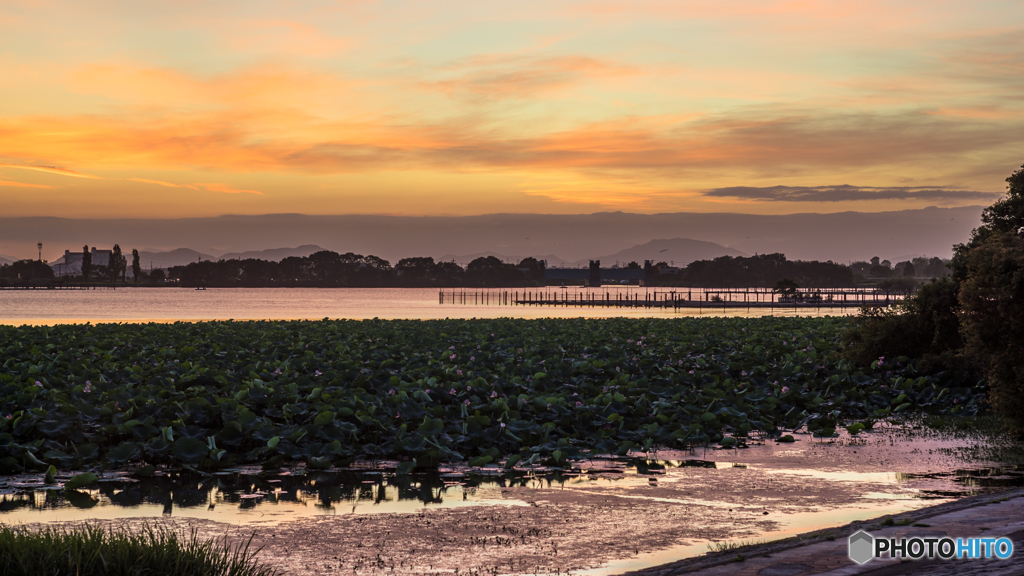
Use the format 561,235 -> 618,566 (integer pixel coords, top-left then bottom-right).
849,530 -> 874,565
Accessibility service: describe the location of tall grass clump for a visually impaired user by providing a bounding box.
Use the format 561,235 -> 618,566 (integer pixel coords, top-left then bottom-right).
0,524 -> 277,576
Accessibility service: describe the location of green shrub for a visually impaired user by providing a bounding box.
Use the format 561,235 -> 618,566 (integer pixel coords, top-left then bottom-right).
950,163 -> 1024,436
957,230 -> 1024,436
0,524 -> 276,576
841,277 -> 970,377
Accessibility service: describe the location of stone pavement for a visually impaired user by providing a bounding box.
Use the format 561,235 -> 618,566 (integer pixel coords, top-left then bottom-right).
624,488 -> 1024,576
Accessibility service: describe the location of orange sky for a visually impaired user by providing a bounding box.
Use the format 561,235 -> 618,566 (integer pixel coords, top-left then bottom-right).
1,0 -> 1022,217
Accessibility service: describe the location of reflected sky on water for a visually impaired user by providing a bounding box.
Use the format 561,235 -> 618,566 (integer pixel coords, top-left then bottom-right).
0,287 -> 861,325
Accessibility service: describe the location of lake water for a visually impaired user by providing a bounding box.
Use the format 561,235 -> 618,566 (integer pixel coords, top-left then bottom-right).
0,287 -> 858,325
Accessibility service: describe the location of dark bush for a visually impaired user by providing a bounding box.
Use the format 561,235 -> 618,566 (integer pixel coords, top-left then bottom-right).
956,230 -> 1024,435
842,277 -> 971,378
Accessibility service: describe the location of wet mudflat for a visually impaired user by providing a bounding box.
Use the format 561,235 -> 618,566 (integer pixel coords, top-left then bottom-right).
2,424 -> 1021,576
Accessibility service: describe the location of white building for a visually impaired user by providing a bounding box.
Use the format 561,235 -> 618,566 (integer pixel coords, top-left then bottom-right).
51,247 -> 113,276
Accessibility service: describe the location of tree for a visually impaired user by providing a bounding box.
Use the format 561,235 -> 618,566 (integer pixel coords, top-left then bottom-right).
149,269 -> 166,283
110,244 -> 127,283
1,259 -> 54,281
81,245 -> 91,281
773,278 -> 798,296
902,262 -> 916,277
396,257 -> 439,285
868,264 -> 892,278
951,163 -> 1024,433
131,249 -> 141,284
517,257 -> 545,282
466,256 -> 530,287
843,162 -> 1024,435
957,231 -> 1024,431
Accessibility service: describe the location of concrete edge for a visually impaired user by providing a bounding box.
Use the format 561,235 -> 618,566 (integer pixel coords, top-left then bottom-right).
622,487 -> 1024,576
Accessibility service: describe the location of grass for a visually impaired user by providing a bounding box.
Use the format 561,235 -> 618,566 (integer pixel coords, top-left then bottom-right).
706,539 -> 768,553
0,524 -> 277,576
879,516 -> 915,527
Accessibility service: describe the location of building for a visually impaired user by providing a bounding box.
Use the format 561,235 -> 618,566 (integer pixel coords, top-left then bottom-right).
51,247 -> 112,277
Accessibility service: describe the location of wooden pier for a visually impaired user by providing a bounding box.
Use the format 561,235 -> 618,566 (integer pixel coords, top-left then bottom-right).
439,287 -> 903,311
0,284 -> 116,290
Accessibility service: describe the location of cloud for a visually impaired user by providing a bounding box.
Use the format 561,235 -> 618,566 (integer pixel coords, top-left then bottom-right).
0,180 -> 53,189
0,163 -> 103,179
127,178 -> 199,190
194,183 -> 263,195
424,55 -> 636,99
128,177 -> 261,195
703,184 -> 1001,202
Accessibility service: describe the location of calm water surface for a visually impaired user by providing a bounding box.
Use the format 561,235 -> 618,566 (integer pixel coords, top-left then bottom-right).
0,287 -> 855,325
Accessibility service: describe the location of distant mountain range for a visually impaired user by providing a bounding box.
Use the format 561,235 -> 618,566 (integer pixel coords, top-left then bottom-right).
589,238 -> 745,267
218,245 -> 324,262
5,207 -> 983,266
136,248 -> 216,269
0,254 -> 17,266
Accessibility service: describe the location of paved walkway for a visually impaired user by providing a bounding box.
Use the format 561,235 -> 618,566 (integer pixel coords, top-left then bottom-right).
625,489 -> 1024,576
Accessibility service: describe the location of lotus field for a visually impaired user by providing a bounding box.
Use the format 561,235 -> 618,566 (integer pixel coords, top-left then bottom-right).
0,318 -> 986,474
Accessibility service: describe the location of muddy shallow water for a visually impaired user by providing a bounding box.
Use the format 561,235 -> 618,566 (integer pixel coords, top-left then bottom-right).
2,425 -> 1022,576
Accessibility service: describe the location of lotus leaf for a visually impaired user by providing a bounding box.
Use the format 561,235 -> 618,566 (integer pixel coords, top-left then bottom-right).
64,472 -> 98,490
0,317 -> 986,471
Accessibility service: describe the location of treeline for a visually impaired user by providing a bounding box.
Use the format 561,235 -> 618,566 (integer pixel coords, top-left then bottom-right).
168,253 -> 543,288
843,162 -> 1024,435
848,256 -> 950,280
0,260 -> 55,282
653,253 -> 854,288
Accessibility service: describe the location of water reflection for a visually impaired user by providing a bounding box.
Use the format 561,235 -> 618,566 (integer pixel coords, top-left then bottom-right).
0,459 -> 679,525
2,459 -> 1019,526
0,287 -> 857,326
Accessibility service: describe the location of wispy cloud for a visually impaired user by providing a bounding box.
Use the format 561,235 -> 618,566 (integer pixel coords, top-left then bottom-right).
0,163 -> 103,179
0,180 -> 53,189
195,183 -> 263,195
424,55 -> 636,99
703,184 -> 1001,202
127,178 -> 199,189
128,177 -> 261,195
